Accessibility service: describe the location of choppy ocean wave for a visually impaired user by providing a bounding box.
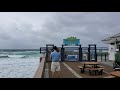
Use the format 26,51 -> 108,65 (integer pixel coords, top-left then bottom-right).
0,55 -> 29,58
0,56 -> 40,78
0,50 -> 44,78
8,55 -> 28,58
0,50 -> 41,59
0,55 -> 9,58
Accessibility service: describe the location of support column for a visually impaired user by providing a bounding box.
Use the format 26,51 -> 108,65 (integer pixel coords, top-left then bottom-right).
95,44 -> 97,62
88,45 -> 90,61
46,45 -> 48,59
79,45 -> 82,62
61,45 -> 64,62
105,53 -> 106,62
101,53 -> 102,62
40,47 -> 41,53
118,45 -> 120,52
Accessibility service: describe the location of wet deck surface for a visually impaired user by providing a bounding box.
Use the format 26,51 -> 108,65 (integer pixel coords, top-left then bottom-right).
47,61 -> 114,78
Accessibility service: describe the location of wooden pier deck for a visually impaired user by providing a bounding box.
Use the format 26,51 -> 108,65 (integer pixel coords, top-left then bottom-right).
47,62 -> 77,78
34,57 -> 115,78
46,61 -> 114,78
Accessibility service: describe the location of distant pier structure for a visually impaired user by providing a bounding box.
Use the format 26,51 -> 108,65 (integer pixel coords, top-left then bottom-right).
40,36 -> 108,62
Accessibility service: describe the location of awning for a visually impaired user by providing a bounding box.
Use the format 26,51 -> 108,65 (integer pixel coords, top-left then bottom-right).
102,33 -> 120,44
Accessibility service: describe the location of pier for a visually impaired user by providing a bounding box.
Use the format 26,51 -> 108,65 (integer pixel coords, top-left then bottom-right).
34,53 -> 115,78
33,37 -> 118,78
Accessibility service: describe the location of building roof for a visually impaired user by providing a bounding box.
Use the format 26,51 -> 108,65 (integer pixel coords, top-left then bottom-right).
102,33 -> 120,44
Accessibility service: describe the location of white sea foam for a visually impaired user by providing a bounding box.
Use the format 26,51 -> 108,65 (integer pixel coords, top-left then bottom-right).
8,55 -> 26,58
0,53 -> 43,78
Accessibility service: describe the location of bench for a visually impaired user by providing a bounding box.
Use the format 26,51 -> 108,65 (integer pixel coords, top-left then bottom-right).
79,65 -> 93,73
78,66 -> 84,73
84,65 -> 93,68
97,65 -> 104,68
114,68 -> 120,71
104,76 -> 116,78
97,68 -> 104,75
89,68 -> 104,75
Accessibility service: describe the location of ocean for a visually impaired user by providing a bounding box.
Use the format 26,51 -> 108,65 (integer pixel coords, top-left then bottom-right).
0,50 -> 43,78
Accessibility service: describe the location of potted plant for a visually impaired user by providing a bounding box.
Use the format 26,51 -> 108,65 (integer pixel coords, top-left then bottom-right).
113,52 -> 120,69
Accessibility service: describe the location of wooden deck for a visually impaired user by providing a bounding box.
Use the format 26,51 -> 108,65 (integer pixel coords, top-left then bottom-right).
46,61 -> 114,78
34,57 -> 115,78
47,61 -> 77,78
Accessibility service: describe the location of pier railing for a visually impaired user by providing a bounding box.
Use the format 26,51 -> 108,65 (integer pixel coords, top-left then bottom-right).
97,53 -> 109,62
34,54 -> 46,78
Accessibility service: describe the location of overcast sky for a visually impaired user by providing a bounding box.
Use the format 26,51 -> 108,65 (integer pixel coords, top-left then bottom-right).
0,12 -> 120,49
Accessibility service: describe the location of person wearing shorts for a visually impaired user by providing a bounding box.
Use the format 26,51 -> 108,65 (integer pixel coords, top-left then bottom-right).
50,46 -> 61,78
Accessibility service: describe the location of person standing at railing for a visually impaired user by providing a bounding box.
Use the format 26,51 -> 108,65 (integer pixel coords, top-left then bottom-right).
50,46 -> 61,78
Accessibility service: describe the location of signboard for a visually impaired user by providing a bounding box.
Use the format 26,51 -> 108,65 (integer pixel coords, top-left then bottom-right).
67,55 -> 78,61
63,37 -> 80,46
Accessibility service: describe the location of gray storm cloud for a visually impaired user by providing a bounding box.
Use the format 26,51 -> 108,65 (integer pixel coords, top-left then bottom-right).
0,12 -> 120,49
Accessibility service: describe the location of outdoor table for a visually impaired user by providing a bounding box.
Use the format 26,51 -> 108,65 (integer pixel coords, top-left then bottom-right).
110,71 -> 120,78
82,62 -> 101,68
81,62 -> 101,72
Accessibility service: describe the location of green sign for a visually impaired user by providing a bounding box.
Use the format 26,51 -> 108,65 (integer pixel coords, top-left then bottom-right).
66,37 -> 77,41
63,37 -> 80,46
